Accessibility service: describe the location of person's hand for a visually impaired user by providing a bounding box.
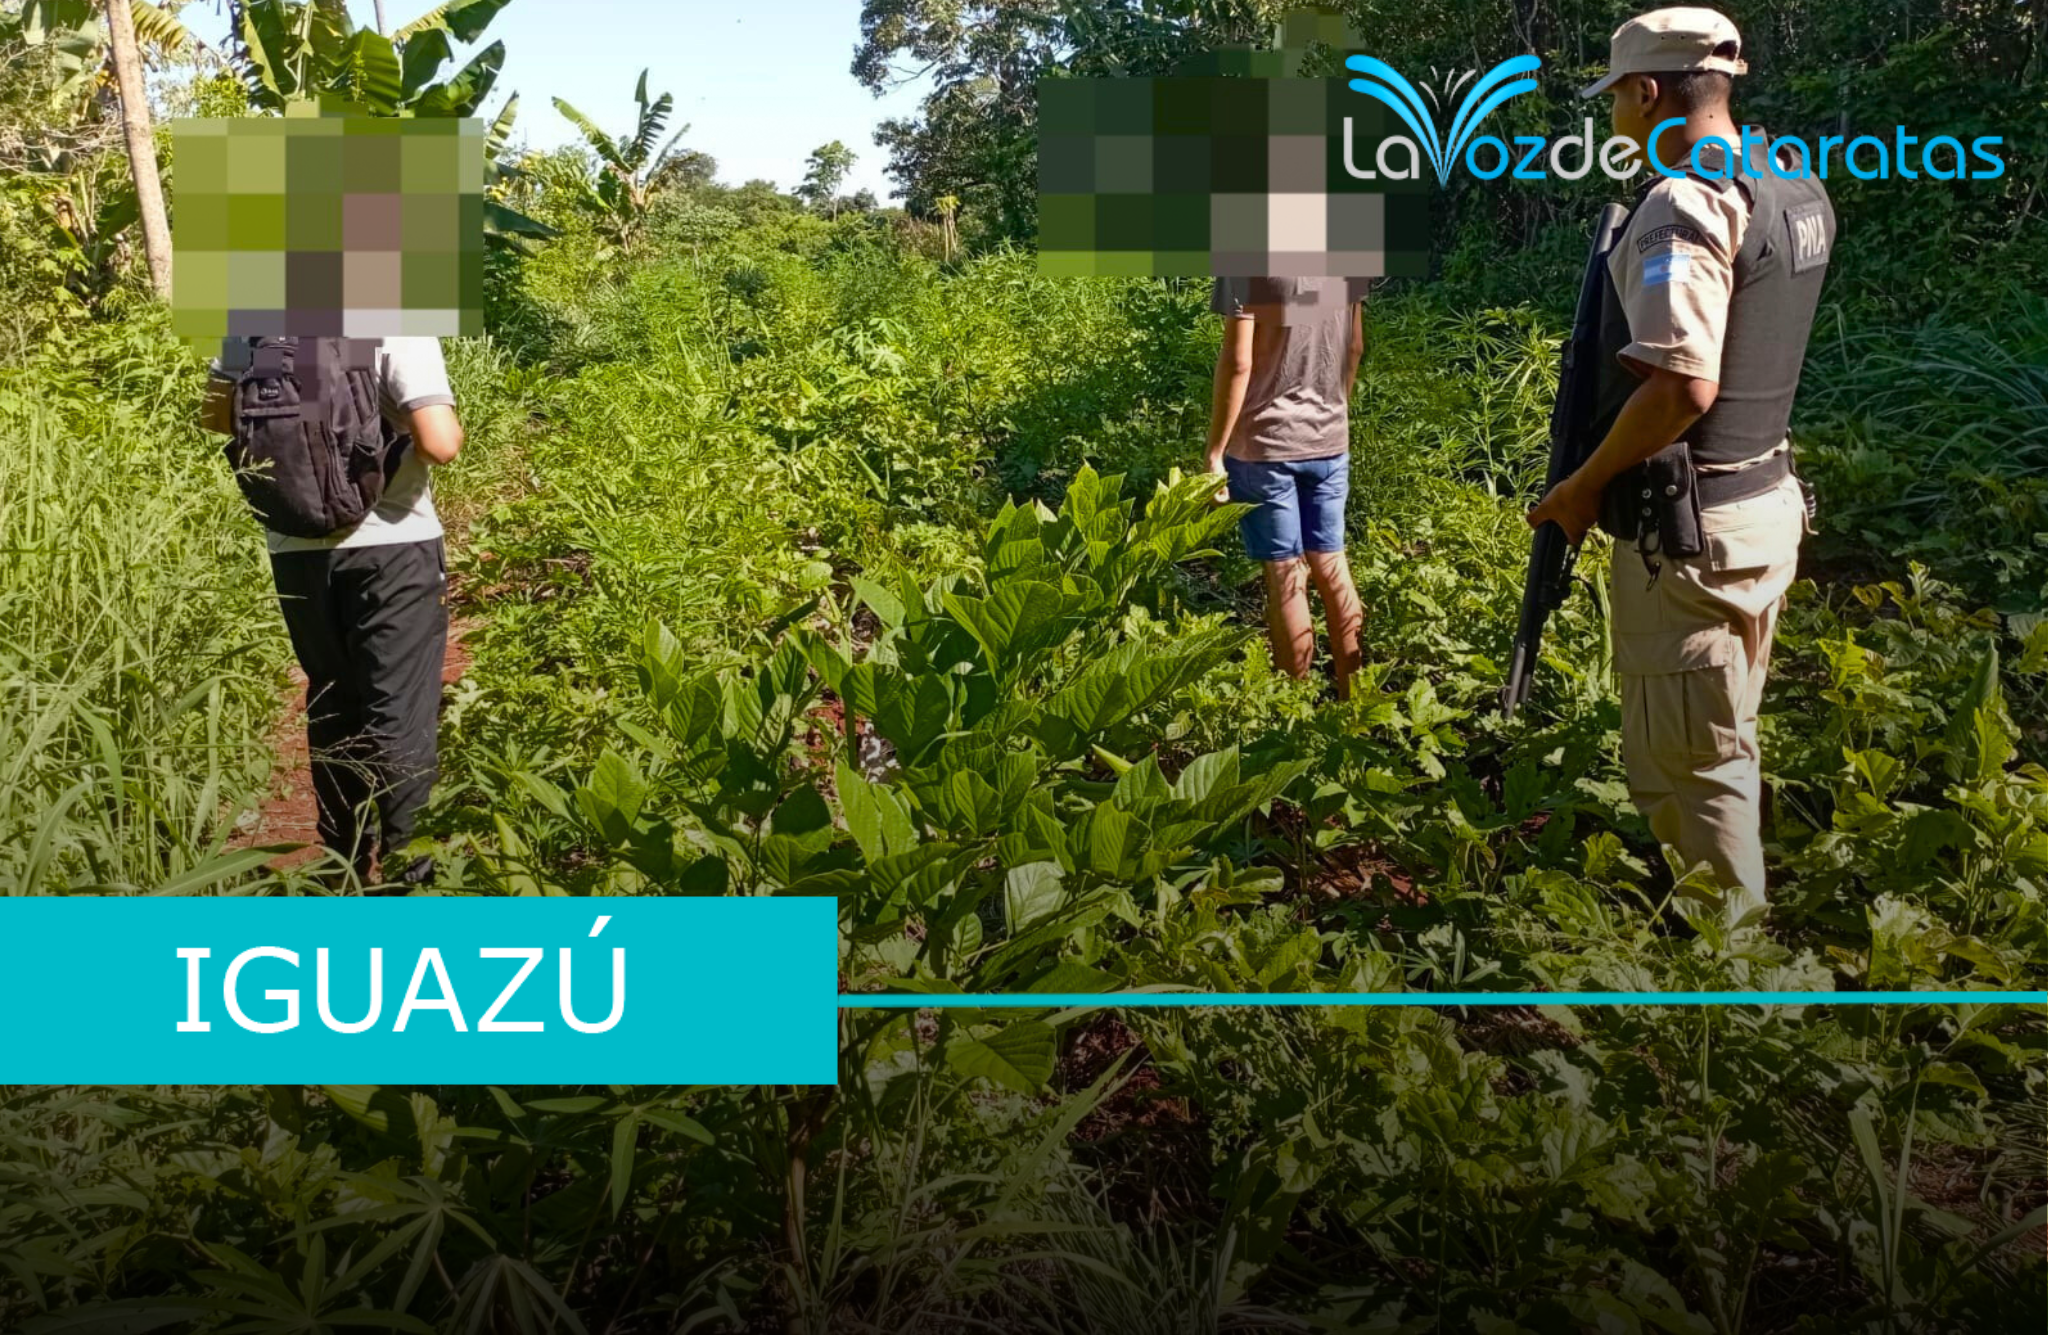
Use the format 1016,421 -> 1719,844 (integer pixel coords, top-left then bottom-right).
1205,453 -> 1229,505
1527,474 -> 1600,546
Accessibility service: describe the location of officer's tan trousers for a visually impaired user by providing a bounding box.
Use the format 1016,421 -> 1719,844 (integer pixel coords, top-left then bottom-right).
1609,473 -> 1804,921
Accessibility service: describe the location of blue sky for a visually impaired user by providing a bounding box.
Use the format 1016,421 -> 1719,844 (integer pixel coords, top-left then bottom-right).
177,0 -> 932,198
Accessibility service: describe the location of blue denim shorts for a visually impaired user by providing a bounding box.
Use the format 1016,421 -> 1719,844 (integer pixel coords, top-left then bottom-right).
1224,453 -> 1350,561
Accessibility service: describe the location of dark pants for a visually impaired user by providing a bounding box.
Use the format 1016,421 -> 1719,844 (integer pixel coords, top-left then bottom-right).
270,538 -> 447,875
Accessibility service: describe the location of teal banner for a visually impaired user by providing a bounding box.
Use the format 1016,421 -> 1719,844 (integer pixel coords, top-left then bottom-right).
0,898 -> 837,1084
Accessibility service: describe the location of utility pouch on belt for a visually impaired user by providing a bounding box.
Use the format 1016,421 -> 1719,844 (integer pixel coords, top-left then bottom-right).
1600,441 -> 1704,561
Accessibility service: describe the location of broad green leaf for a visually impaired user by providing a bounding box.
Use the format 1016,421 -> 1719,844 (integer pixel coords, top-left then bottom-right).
21,0 -> 98,48
850,574 -> 906,627
767,783 -> 833,844
321,1085 -> 409,1135
1942,644 -> 2008,781
1916,1060 -> 1987,1098
1896,807 -> 1970,867
328,28 -> 404,113
1075,803 -> 1143,879
1254,927 -> 1321,988
1970,705 -> 2014,782
1848,1107 -> 1892,1224
920,767 -> 1004,838
946,1021 -> 1057,1094
1003,861 -> 1065,933
811,648 -> 877,719
941,581 -> 1081,674
1012,801 -> 1073,873
484,91 -> 521,159
642,1110 -> 715,1144
873,669 -> 951,765
553,95 -> 628,170
927,885 -> 987,964
577,750 -> 646,845
237,0 -> 301,103
439,0 -> 517,43
837,761 -> 915,862
394,0 -> 516,43
987,531 -> 1050,582
1111,756 -> 1172,808
608,1111 -> 639,1218
1089,744 -> 1132,775
146,845 -> 294,896
2016,617 -> 2048,675
868,843 -> 974,911
1172,747 -> 1240,804
1038,657 -> 1130,743
1026,961 -> 1123,993
410,38 -> 502,116
483,197 -> 560,241
397,23 -> 452,99
510,769 -> 573,821
674,854 -> 730,896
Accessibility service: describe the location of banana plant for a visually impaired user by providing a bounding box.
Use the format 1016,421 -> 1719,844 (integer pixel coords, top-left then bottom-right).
478,94 -> 556,254
6,0 -> 195,271
14,0 -> 195,111
551,68 -> 695,254
230,0 -> 493,114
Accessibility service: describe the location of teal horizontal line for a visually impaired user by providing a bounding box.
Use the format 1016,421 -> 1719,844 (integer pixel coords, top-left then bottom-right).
839,991 -> 2047,1009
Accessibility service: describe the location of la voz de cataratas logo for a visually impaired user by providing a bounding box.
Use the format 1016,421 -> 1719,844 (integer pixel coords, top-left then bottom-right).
1339,54 -> 2009,184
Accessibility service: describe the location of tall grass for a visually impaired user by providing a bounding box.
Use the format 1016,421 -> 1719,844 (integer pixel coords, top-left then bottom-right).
0,318 -> 289,893
1792,288 -> 2048,606
1352,291 -> 1561,521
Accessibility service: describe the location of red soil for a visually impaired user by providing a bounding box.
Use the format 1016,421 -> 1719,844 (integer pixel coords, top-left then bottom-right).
230,618 -> 478,872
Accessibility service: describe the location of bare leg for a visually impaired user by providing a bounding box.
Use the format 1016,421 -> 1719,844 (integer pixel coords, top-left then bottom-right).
1305,549 -> 1363,699
1261,557 -> 1314,678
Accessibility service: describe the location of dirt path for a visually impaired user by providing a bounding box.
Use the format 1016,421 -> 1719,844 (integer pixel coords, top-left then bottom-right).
231,616 -> 479,872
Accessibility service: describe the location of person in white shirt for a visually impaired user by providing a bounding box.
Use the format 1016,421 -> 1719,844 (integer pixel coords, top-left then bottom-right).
202,336 -> 465,889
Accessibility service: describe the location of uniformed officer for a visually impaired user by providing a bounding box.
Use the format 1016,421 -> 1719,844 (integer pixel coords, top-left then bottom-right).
1528,7 -> 1836,925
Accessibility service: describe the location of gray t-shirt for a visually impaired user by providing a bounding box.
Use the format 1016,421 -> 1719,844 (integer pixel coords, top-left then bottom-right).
1211,277 -> 1366,463
211,337 -> 456,553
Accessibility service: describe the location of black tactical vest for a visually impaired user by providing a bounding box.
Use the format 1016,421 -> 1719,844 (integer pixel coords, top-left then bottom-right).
1591,131 -> 1837,467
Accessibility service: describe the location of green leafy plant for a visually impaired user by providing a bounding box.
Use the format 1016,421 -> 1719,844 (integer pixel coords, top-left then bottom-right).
551,69 -> 696,255
3,22 -> 2045,1325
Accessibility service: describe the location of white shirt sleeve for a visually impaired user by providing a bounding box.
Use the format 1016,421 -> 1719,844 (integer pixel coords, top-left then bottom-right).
378,337 -> 457,420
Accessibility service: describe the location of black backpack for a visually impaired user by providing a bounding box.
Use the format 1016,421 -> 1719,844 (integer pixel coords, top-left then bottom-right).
222,336 -> 398,539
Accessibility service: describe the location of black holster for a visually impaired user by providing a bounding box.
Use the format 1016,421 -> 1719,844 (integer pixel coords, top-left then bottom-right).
1599,441 -> 1705,561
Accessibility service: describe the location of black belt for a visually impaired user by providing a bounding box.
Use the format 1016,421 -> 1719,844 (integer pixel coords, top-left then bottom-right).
1695,449 -> 1790,509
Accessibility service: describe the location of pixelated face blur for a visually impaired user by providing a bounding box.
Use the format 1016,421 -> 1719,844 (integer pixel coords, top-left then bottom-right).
171,116 -> 485,349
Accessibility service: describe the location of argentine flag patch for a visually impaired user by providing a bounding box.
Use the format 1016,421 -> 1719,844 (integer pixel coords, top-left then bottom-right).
1642,252 -> 1692,288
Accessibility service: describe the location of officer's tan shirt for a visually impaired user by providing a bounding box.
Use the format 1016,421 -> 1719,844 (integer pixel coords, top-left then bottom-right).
1605,141 -> 1798,562
1605,147 -> 1750,382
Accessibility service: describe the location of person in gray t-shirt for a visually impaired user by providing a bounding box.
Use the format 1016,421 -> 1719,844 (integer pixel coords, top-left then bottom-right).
1205,277 -> 1368,698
